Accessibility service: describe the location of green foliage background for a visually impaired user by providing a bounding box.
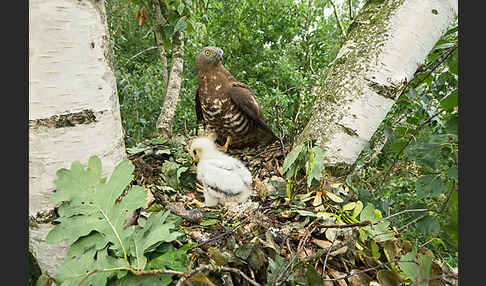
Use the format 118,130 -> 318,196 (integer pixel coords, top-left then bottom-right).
106,0 -> 347,146
105,0 -> 458,272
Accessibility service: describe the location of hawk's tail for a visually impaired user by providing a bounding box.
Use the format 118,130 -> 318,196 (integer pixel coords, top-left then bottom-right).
258,125 -> 279,146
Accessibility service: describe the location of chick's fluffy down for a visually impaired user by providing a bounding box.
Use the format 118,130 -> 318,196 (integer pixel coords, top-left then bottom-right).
189,136 -> 252,206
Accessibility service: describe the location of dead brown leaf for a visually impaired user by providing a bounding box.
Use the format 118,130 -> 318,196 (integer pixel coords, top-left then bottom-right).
347,270 -> 373,286
376,270 -> 401,286
330,246 -> 348,257
328,268 -> 348,286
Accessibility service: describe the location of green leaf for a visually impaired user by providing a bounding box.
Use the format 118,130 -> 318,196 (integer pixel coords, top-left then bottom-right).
130,210 -> 184,270
415,175 -> 446,198
107,273 -> 173,286
417,216 -> 440,236
200,219 -> 219,226
433,42 -> 455,50
235,242 -> 255,260
399,251 -> 419,283
417,254 -> 433,284
282,143 -> 305,174
352,201 -> 364,218
325,191 -> 343,203
46,156 -> 187,285
67,231 -> 108,258
55,248 -> 128,286
390,138 -> 407,153
442,190 -> 458,245
445,114 -> 458,135
294,210 -> 334,219
447,166 -> 458,182
267,255 -> 292,284
360,203 -> 393,242
146,244 -> 194,272
439,89 -> 458,112
371,240 -> 381,259
173,17 -> 187,34
176,166 -> 188,186
447,49 -> 458,74
360,203 -> 376,222
305,263 -> 324,286
342,202 -> 356,211
51,156 -> 102,204
177,1 -> 185,15
127,146 -> 148,154
306,146 -> 326,187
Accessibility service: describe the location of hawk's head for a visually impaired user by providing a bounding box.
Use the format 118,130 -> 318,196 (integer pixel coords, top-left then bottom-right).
188,135 -> 219,163
195,46 -> 224,70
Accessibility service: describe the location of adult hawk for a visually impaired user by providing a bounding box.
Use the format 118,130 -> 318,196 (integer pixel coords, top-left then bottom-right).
195,46 -> 278,150
188,136 -> 251,207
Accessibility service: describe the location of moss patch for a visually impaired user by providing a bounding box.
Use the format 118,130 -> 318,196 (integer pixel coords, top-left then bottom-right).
29,109 -> 97,129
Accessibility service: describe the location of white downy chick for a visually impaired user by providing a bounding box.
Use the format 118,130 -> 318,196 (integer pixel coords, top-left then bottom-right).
188,136 -> 252,207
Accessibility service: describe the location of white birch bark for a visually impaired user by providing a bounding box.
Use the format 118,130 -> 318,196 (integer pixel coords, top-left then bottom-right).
156,31 -> 185,136
296,0 -> 458,173
29,0 -> 126,276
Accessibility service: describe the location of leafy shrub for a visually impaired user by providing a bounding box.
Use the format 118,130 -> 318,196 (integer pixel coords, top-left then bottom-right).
44,156 -> 193,285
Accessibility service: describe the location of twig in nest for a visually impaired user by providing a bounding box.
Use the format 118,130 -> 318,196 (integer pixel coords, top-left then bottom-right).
321,221 -> 372,229
134,269 -> 185,276
321,259 -> 418,282
274,223 -> 318,285
316,208 -> 428,231
193,208 -> 256,249
409,273 -> 459,286
175,264 -> 261,286
321,230 -> 340,278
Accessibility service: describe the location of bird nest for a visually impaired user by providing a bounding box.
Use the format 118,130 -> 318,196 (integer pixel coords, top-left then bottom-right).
125,135 -> 457,286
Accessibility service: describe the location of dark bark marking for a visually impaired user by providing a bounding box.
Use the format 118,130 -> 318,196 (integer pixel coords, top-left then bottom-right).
29,109 -> 97,129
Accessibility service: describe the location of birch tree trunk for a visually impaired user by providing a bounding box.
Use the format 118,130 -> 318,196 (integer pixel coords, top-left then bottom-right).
296,0 -> 458,174
156,31 -> 185,136
29,0 -> 126,276
152,0 -> 169,89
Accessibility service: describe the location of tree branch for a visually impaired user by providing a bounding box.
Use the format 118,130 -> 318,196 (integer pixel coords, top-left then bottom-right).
348,0 -> 352,20
127,46 -> 158,62
151,0 -> 169,89
156,30 -> 185,135
377,109 -> 444,191
329,0 -> 346,38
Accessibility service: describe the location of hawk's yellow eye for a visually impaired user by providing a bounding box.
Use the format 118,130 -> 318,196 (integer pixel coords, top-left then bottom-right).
205,50 -> 211,56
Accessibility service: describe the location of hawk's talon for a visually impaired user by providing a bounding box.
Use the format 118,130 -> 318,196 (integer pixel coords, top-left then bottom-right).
196,183 -> 204,193
187,199 -> 205,208
217,136 -> 232,152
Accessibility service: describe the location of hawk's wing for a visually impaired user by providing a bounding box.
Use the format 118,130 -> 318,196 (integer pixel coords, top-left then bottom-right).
195,86 -> 204,124
198,157 -> 251,195
227,84 -> 276,136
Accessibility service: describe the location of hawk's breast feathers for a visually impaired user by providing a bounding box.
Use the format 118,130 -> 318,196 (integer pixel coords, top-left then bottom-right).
195,46 -> 277,148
